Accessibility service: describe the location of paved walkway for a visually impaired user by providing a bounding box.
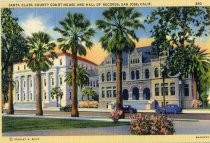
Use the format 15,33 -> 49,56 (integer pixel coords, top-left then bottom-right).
2,114 -> 210,136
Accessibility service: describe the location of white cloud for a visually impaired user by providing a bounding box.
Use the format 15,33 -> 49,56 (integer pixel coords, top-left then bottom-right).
21,14 -> 61,40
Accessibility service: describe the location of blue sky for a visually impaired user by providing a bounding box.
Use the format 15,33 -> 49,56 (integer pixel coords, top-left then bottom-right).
12,8 -> 153,41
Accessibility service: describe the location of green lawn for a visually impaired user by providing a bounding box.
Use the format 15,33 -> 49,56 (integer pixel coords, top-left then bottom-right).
2,116 -> 129,132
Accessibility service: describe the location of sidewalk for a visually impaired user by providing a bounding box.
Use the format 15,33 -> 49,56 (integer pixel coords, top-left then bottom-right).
8,107 -> 210,114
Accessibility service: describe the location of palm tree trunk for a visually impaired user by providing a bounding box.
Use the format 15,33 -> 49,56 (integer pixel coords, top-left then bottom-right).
7,65 -> 14,114
71,53 -> 79,117
36,70 -> 43,116
116,52 -> 123,111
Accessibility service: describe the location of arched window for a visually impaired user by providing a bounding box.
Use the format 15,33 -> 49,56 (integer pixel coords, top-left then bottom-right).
113,72 -> 116,81
122,72 -> 126,80
101,73 -> 104,82
154,68 -> 159,78
107,72 -> 111,81
131,71 -> 135,80
145,69 -> 149,79
136,70 -> 140,79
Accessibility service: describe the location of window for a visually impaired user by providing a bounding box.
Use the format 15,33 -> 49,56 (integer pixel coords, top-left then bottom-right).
155,84 -> 159,96
18,66 -> 20,70
17,94 -> 19,100
113,72 -> 116,81
96,80 -> 99,87
131,71 -> 135,80
52,77 -> 54,85
93,81 -> 96,87
44,79 -> 46,86
102,87 -> 105,98
154,68 -> 159,78
136,70 -> 139,79
161,83 -> 168,96
15,80 -> 19,91
107,72 -> 111,81
24,65 -> 26,69
30,93 -> 32,100
170,83 -> 175,95
23,93 -> 25,100
90,81 -> 92,87
113,87 -> 116,97
44,92 -> 47,100
145,69 -> 149,79
23,80 -> 26,87
122,72 -> 126,80
101,73 -> 104,82
60,59 -> 62,65
112,57 -> 115,64
107,87 -> 112,98
59,77 -> 62,85
184,84 -> 189,96
30,79 -> 32,87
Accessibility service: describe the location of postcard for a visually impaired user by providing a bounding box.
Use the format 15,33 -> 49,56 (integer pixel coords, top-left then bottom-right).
0,0 -> 210,143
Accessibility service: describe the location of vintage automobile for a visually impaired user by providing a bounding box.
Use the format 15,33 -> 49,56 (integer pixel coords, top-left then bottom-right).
156,104 -> 182,114
113,103 -> 137,113
122,105 -> 137,113
60,104 -> 72,112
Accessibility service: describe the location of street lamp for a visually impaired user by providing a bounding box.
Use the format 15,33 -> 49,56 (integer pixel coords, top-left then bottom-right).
178,78 -> 182,108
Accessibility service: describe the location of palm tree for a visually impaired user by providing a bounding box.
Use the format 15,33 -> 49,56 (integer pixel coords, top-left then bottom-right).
51,87 -> 63,107
96,8 -> 144,111
54,13 -> 95,117
65,65 -> 89,101
26,32 -> 57,116
82,87 -> 96,100
189,46 -> 210,100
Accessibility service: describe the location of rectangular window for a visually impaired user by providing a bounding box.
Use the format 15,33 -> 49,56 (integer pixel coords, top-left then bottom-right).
18,66 -> 20,70
24,80 -> 26,87
30,93 -> 32,100
170,83 -> 175,96
155,84 -> 159,96
44,79 -> 46,86
161,83 -> 168,96
60,77 -> 62,85
107,87 -> 112,98
60,59 -> 62,65
52,77 -> 54,85
30,79 -> 32,87
184,84 -> 189,96
24,65 -> 26,69
113,87 -> 116,97
93,81 -> 95,87
102,90 -> 105,98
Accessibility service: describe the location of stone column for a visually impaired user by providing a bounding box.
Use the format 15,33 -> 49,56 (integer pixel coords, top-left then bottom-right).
46,72 -> 50,101
25,75 -> 29,101
139,91 -> 143,100
32,75 -> 36,101
54,69 -> 58,87
19,76 -> 22,101
129,91 -> 132,100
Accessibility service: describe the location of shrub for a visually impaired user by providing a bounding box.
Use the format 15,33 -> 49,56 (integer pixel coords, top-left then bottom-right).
192,99 -> 202,108
129,113 -> 175,135
110,110 -> 123,123
78,101 -> 98,108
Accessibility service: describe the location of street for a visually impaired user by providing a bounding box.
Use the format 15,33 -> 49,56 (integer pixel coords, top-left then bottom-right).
4,109 -> 210,120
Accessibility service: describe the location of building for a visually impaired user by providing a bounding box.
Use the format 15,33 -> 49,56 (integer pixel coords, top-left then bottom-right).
98,46 -> 195,109
13,51 -> 98,109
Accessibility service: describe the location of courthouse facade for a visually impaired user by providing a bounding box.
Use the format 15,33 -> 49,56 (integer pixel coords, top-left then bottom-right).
98,46 -> 195,109
13,52 -> 98,109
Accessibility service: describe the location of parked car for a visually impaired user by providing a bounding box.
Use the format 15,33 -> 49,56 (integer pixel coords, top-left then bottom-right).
60,104 -> 71,112
156,104 -> 182,114
112,103 -> 137,113
122,105 -> 137,113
